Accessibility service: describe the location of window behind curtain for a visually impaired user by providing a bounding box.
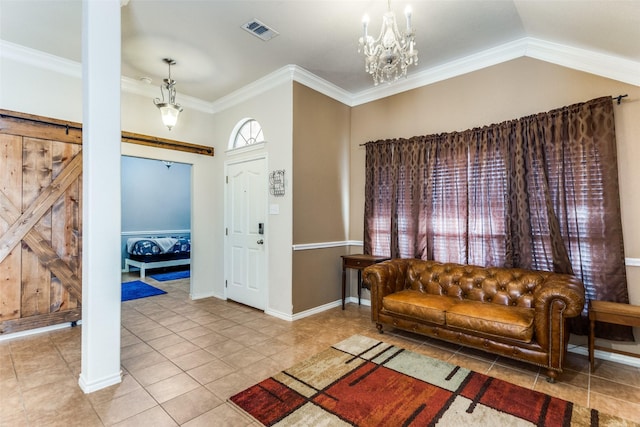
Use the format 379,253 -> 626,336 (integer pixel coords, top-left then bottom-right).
363,97 -> 632,340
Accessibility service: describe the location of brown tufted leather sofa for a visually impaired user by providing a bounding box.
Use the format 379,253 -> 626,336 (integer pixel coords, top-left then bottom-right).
362,259 -> 585,382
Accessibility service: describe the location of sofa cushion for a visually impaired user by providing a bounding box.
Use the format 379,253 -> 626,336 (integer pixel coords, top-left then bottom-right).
382,291 -> 455,325
445,301 -> 535,343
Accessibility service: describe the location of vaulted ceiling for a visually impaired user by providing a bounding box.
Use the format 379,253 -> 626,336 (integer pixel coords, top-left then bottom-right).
1,0 -> 639,106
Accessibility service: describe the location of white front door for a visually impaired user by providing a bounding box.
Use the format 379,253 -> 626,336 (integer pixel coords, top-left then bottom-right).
225,157 -> 267,310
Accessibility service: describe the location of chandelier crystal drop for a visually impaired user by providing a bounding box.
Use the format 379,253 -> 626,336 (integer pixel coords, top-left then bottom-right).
154,58 -> 183,131
358,0 -> 418,86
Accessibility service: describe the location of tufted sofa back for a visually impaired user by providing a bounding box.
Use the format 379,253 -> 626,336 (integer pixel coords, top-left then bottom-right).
403,259 -> 552,309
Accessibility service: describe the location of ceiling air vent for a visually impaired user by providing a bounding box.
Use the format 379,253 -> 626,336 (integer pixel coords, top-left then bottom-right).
242,19 -> 279,41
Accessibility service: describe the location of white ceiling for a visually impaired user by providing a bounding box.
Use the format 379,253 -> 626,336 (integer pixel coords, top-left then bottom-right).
1,0 -> 639,105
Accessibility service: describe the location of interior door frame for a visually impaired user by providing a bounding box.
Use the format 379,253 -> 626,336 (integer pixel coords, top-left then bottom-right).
223,153 -> 269,308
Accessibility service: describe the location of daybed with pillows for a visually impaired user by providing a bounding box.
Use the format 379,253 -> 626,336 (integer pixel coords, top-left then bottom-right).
124,236 -> 191,278
363,258 -> 585,382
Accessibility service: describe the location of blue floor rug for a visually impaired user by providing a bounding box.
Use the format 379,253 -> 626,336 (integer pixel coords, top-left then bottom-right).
122,280 -> 167,301
149,270 -> 190,281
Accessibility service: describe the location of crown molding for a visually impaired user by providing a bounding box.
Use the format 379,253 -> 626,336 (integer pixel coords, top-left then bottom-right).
0,40 -> 81,78
1,40 -> 212,113
351,37 -> 640,106
209,66 -> 295,114
2,37 -> 638,112
209,64 -> 354,111
525,37 -> 640,87
350,38 -> 529,106
290,66 -> 354,106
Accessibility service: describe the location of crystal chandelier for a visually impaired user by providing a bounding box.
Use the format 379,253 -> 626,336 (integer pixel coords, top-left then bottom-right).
154,58 -> 183,130
358,0 -> 418,86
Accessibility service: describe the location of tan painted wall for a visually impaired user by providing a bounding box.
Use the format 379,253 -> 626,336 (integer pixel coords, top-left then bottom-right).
292,82 -> 351,312
293,82 -> 351,243
292,248 -> 346,313
350,57 -> 640,354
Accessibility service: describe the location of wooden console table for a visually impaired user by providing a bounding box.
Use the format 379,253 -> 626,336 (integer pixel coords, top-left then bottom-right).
341,254 -> 389,310
589,300 -> 640,371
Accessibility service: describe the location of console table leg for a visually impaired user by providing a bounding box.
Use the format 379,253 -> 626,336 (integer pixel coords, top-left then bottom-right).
589,317 -> 595,372
341,267 -> 346,310
340,254 -> 389,311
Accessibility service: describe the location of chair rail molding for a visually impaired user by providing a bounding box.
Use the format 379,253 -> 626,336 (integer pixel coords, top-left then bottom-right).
292,240 -> 363,251
626,258 -> 640,267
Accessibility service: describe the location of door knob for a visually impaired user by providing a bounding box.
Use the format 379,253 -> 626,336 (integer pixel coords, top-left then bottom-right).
257,239 -> 264,245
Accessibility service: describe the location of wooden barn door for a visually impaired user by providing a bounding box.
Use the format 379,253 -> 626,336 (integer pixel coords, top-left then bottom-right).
0,111 -> 83,334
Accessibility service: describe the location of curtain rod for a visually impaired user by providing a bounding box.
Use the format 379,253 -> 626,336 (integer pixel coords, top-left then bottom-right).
359,95 -> 630,147
613,94 -> 628,105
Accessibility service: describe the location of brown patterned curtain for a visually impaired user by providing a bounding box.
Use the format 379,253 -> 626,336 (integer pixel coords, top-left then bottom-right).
364,96 -> 631,340
364,141 -> 394,256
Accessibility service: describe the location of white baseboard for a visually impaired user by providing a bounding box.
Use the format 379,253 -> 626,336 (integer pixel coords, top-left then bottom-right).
0,320 -> 82,342
568,344 -> 640,369
290,300 -> 343,321
347,296 -> 371,307
264,307 -> 295,322
269,297 -> 372,322
78,371 -> 122,394
191,291 -> 220,300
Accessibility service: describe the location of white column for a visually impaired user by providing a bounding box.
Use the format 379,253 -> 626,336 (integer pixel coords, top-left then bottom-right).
78,0 -> 122,393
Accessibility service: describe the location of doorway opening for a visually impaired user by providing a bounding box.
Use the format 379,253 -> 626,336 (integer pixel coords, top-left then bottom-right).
120,155 -> 193,296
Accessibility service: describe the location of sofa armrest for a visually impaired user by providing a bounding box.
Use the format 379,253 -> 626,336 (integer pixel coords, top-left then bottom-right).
363,259 -> 409,322
532,274 -> 585,350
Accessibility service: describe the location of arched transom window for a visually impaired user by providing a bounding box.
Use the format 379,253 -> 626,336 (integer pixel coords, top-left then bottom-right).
232,118 -> 264,149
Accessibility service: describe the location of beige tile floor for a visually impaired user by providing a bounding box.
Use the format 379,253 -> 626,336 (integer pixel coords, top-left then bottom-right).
2,273 -> 640,426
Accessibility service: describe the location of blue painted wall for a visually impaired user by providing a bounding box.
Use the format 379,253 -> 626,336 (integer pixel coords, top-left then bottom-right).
121,156 -> 191,231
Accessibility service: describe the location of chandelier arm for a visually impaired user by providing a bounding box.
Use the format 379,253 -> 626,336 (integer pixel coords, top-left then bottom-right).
390,14 -> 402,41
372,17 -> 389,45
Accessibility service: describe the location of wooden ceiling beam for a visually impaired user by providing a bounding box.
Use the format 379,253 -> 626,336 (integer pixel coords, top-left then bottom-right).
0,109 -> 214,156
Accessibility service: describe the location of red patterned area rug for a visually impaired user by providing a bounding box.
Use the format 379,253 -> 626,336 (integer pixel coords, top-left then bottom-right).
230,335 -> 638,426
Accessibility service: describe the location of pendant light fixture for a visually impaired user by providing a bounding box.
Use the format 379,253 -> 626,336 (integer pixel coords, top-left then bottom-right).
154,58 -> 183,130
